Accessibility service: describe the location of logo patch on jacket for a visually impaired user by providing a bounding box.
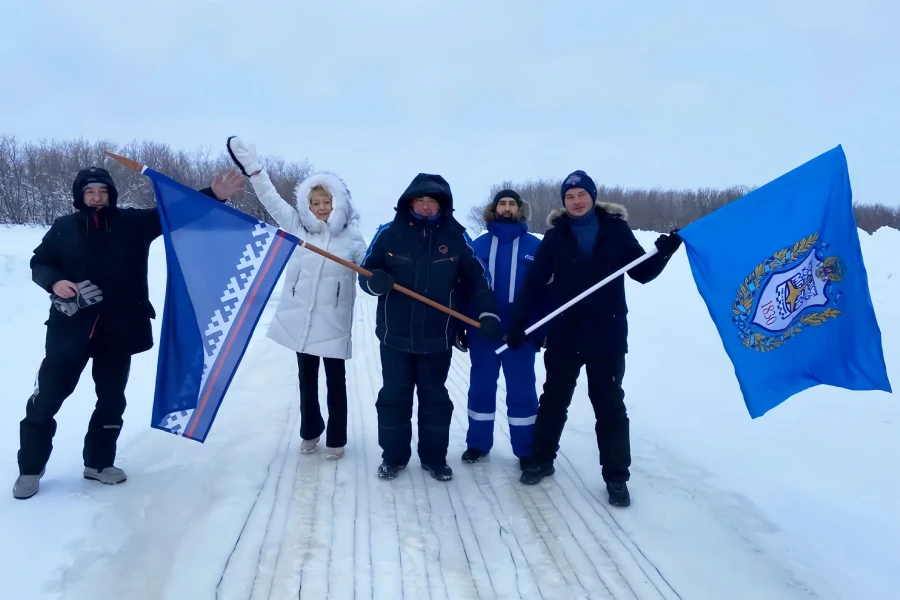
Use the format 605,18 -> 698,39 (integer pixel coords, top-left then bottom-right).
524,254 -> 535,261
439,245 -> 448,254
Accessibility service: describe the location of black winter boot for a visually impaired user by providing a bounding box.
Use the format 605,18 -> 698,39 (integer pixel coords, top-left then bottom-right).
607,482 -> 631,507
378,462 -> 406,480
461,448 -> 488,463
519,460 -> 554,485
423,462 -> 453,481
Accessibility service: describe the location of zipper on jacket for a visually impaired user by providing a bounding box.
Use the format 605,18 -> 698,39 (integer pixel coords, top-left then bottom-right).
335,282 -> 341,307
432,257 -> 455,265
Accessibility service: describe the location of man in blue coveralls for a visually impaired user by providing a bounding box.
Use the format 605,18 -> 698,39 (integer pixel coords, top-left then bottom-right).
462,189 -> 545,469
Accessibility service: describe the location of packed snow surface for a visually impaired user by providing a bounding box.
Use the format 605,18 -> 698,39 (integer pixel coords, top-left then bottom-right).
1,224 -> 897,599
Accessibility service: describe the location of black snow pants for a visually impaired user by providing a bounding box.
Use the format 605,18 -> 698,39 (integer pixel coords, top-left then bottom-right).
18,333 -> 131,476
531,345 -> 631,483
375,343 -> 454,468
297,352 -> 348,448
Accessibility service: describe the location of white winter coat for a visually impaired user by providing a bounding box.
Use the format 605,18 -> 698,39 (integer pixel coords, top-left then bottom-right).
248,169 -> 367,360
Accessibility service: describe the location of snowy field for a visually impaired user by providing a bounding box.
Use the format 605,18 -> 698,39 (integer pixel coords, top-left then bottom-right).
0,223 -> 897,600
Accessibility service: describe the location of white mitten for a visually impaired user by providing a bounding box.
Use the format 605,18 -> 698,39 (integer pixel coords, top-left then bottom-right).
226,136 -> 263,177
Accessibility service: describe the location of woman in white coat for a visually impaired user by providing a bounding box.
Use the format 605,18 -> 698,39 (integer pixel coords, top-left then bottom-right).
227,136 -> 367,459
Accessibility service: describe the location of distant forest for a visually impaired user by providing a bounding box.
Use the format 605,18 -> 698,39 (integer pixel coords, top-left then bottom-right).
470,179 -> 900,235
1,135 -> 898,234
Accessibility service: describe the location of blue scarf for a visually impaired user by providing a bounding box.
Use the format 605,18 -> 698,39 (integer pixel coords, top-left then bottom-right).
570,209 -> 598,258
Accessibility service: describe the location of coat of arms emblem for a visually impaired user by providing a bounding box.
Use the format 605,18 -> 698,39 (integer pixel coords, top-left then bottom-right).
732,232 -> 845,352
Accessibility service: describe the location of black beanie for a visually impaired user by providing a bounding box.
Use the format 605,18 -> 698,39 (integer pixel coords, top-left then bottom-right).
491,189 -> 522,212
72,166 -> 118,209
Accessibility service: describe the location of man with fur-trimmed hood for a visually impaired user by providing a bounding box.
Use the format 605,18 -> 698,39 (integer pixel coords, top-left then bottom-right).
460,189 -> 545,468
505,170 -> 682,507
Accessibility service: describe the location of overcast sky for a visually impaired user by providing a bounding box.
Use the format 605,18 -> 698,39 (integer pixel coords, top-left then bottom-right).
2,0 -> 897,233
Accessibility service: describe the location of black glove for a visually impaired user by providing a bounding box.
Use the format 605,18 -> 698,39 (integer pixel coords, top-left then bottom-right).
453,329 -> 468,353
366,269 -> 395,295
505,326 -> 528,350
654,229 -> 683,256
478,314 -> 504,343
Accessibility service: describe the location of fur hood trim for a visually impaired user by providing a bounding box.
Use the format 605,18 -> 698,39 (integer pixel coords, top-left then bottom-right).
482,199 -> 531,224
546,202 -> 628,228
293,171 -> 360,235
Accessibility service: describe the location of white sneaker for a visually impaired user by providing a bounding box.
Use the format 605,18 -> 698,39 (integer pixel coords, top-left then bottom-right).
325,446 -> 345,460
300,437 -> 320,454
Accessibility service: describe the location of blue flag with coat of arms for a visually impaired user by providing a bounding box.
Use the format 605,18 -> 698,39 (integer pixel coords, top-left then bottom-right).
678,145 -> 892,418
145,168 -> 298,442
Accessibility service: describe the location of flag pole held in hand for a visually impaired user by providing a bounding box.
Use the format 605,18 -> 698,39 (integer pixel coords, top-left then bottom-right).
495,248 -> 659,354
297,240 -> 482,329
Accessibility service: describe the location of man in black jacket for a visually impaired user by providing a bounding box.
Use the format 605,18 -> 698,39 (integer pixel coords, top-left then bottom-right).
359,173 -> 504,482
505,170 -> 682,507
12,166 -> 239,500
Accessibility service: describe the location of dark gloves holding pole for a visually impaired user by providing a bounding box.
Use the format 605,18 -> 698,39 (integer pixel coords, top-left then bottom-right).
654,229 -> 683,257
477,313 -> 505,344
504,327 -> 529,350
365,269 -> 395,295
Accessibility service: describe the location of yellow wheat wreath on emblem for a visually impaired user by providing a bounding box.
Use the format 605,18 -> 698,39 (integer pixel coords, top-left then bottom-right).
731,232 -> 841,352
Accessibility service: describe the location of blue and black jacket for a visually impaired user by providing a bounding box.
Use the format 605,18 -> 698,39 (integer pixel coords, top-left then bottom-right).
465,203 -> 549,346
359,173 -> 497,354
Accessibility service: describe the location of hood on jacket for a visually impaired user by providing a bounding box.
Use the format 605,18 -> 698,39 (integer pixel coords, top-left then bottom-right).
482,199 -> 531,224
546,202 -> 628,228
396,173 -> 454,216
294,171 -> 360,234
72,166 -> 119,210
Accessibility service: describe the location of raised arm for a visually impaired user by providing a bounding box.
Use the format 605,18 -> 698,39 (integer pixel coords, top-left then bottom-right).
620,223 -> 681,284
134,181 -> 232,242
226,136 -> 301,232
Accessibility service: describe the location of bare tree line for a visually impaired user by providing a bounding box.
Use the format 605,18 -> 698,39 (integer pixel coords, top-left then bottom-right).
471,178 -> 900,235
0,135 -> 312,226
2,134 -> 897,235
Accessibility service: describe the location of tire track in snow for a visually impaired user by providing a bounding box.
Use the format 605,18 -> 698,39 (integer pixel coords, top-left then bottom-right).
445,360 -> 590,599
215,394 -> 299,600
446,359 -> 623,598
251,293 -> 677,599
348,308 -> 374,600
450,352 -> 680,599
354,296 -> 406,600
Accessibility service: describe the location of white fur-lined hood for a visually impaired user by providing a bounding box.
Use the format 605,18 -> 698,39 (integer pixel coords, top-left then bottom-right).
547,202 -> 628,227
293,171 -> 360,234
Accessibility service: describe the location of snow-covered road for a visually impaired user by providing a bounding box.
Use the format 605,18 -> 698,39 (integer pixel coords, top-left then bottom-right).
37,294 -> 829,600
3,225 -> 896,599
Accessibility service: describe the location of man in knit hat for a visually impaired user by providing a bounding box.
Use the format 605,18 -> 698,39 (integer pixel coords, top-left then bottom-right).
505,169 -> 682,507
12,166 -> 240,500
460,189 -> 546,468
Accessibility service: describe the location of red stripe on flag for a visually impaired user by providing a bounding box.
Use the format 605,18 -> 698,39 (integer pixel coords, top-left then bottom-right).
185,233 -> 286,439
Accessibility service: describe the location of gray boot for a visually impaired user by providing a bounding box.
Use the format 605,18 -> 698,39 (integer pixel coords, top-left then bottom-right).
13,469 -> 45,500
83,466 -> 127,485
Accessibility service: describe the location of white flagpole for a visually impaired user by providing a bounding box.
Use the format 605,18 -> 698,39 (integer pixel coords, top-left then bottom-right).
495,247 -> 659,354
